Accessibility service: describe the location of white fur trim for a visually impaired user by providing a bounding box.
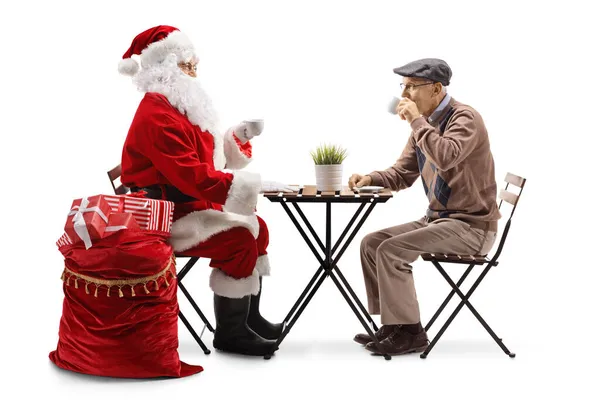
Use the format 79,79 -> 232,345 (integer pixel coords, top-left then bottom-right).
212,132 -> 226,170
255,255 -> 271,276
140,31 -> 197,68
169,209 -> 259,252
223,127 -> 252,170
118,58 -> 140,76
223,170 -> 261,216
210,268 -> 260,298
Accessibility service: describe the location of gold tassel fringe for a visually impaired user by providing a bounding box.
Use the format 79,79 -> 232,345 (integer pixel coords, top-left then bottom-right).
60,255 -> 176,299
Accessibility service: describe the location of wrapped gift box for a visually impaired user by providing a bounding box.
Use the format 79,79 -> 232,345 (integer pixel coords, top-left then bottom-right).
57,213 -> 142,249
102,194 -> 174,233
64,195 -> 112,249
104,212 -> 141,236
56,232 -> 73,248
59,194 -> 174,250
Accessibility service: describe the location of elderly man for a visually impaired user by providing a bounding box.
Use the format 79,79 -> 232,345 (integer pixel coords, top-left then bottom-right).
348,58 -> 501,356
118,25 -> 293,356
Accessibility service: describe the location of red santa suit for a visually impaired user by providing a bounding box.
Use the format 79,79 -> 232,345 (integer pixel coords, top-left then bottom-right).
118,26 -> 270,299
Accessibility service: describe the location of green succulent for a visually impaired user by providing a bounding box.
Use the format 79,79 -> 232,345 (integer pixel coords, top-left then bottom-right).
310,143 -> 348,165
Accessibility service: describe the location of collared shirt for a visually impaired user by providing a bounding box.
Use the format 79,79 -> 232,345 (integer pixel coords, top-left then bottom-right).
427,92 -> 451,124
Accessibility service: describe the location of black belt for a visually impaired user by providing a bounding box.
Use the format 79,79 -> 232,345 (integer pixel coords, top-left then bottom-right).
130,184 -> 197,203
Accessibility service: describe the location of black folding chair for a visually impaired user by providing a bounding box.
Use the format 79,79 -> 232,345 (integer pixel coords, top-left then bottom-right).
419,172 -> 526,359
107,164 -> 215,355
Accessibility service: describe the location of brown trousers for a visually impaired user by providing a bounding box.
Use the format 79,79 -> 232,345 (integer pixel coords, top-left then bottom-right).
360,217 -> 497,325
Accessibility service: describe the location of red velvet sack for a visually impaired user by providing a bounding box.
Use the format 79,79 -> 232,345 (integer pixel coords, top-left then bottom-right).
49,229 -> 203,378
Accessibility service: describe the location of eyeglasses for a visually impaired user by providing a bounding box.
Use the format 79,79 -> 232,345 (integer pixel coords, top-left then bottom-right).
399,82 -> 435,91
179,62 -> 198,72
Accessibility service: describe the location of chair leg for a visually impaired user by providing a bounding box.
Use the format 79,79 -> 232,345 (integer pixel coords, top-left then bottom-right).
425,264 -> 474,332
179,311 -> 211,355
177,257 -> 200,281
176,256 -> 216,333
422,261 -> 515,359
178,281 -> 216,333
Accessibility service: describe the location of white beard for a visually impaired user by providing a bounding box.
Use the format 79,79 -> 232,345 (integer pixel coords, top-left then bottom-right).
132,58 -> 226,170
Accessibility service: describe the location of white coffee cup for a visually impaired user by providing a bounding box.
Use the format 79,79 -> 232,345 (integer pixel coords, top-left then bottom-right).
243,119 -> 264,138
387,97 -> 401,115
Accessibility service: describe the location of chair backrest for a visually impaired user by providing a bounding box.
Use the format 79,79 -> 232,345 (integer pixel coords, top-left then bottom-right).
107,164 -> 130,195
489,172 -> 527,263
497,172 -> 526,218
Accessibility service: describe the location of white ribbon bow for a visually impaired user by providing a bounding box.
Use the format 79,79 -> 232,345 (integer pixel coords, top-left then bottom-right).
67,197 -> 109,249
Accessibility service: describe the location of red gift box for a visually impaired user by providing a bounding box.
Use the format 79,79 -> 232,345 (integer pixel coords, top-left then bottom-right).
65,195 -> 112,249
102,195 -> 174,233
58,194 -> 173,250
57,213 -> 142,248
104,212 -> 141,236
56,232 -> 73,248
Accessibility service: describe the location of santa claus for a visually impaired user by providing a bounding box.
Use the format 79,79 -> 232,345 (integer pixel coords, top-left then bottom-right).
118,25 -> 293,356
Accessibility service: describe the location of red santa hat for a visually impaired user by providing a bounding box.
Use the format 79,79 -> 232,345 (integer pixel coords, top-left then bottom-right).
118,25 -> 197,76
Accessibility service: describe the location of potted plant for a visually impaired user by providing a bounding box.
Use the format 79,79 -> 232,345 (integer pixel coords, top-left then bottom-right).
310,143 -> 348,191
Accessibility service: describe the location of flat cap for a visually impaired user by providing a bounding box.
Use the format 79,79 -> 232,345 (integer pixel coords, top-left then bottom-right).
393,58 -> 452,86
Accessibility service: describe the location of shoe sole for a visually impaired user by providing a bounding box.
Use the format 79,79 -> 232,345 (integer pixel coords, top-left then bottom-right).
354,334 -> 388,346
213,342 -> 278,357
353,337 -> 371,346
369,343 -> 430,356
214,346 -> 276,357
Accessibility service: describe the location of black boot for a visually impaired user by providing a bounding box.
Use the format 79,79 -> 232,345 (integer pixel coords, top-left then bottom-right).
213,294 -> 277,356
247,277 -> 284,340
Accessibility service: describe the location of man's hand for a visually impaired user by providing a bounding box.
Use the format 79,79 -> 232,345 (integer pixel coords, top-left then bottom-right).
260,180 -> 295,193
348,174 -> 372,189
396,98 -> 420,123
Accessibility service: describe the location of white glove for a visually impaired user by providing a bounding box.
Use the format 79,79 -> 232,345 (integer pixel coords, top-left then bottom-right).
232,120 -> 263,144
260,180 -> 295,193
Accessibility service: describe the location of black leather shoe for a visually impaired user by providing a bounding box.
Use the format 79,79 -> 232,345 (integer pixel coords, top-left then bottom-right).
353,325 -> 395,346
365,325 -> 429,356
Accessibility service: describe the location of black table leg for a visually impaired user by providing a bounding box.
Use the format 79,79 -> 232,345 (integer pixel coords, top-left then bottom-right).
267,199 -> 390,360
263,200 -> 330,359
329,201 -> 379,330
324,201 -> 390,359
296,199 -> 376,330
265,269 -> 329,359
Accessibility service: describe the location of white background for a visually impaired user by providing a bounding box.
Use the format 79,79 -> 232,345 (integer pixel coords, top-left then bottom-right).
1,0 -> 598,399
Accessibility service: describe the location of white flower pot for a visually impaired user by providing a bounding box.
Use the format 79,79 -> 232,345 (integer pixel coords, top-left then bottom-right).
315,164 -> 344,191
